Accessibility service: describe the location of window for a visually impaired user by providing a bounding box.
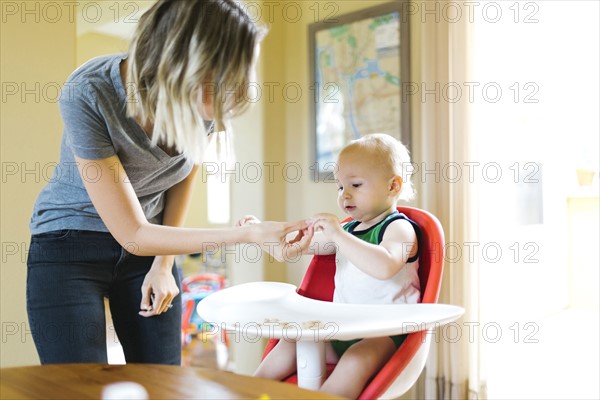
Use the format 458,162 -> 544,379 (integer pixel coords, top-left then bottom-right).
473,2 -> 599,398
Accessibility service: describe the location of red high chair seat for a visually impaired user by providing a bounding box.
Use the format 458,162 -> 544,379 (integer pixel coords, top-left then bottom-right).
261,206 -> 445,399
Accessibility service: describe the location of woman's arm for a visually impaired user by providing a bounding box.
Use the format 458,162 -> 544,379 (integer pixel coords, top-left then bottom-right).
139,165 -> 198,316
312,213 -> 418,280
75,155 -> 306,255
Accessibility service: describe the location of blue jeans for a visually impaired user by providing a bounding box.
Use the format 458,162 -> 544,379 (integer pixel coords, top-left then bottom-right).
26,230 -> 182,365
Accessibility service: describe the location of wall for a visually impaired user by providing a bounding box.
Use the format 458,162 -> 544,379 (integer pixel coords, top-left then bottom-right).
256,3 -> 285,283
1,4 -> 76,367
265,0 -> 418,285
76,32 -> 129,66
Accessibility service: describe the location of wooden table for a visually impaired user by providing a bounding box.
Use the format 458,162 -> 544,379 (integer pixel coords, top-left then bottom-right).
0,363 -> 342,399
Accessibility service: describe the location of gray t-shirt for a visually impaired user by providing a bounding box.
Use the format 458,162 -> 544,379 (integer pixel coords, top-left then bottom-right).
30,54 -> 194,234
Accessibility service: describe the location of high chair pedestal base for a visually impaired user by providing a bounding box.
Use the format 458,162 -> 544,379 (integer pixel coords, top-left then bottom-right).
295,340 -> 326,390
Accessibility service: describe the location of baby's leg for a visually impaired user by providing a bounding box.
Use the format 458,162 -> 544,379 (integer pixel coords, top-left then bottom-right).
254,340 -> 297,381
320,337 -> 396,399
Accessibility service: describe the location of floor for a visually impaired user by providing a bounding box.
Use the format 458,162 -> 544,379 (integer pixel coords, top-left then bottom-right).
107,333 -> 222,369
105,301 -> 223,368
181,332 -> 225,369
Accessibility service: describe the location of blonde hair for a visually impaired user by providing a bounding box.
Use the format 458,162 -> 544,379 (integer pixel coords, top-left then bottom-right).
340,133 -> 416,201
127,0 -> 267,163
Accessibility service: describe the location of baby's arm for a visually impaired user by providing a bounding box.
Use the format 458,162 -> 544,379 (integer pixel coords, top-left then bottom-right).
312,214 -> 417,280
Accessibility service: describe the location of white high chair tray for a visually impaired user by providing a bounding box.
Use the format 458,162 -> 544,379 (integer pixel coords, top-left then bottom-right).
197,281 -> 464,390
197,281 -> 464,342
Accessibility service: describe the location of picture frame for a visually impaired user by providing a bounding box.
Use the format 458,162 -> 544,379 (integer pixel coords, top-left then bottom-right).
309,1 -> 411,181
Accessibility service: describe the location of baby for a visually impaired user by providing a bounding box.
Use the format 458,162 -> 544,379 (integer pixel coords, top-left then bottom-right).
240,133 -> 419,399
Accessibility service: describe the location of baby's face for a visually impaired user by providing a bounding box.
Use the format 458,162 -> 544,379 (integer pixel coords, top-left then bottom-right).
335,150 -> 396,223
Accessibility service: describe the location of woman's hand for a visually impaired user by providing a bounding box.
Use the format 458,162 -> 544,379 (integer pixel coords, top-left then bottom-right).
139,256 -> 180,317
248,219 -> 313,262
284,224 -> 315,261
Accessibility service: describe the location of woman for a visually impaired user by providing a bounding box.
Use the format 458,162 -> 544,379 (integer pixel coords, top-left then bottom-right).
27,0 -> 306,365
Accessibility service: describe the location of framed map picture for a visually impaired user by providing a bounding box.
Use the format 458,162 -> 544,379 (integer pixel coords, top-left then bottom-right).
309,1 -> 411,180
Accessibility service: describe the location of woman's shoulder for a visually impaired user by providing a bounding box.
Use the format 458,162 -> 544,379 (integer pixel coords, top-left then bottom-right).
67,53 -> 125,82
60,54 -> 126,107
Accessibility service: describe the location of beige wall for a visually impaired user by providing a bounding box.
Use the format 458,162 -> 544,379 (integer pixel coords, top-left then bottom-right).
76,32 -> 129,66
264,0 -> 417,285
1,5 -> 76,367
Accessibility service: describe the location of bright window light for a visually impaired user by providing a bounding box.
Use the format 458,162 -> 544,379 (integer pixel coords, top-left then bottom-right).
207,173 -> 230,225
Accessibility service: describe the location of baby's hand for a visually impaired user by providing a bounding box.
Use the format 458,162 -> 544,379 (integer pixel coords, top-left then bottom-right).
310,213 -> 342,239
236,215 -> 261,227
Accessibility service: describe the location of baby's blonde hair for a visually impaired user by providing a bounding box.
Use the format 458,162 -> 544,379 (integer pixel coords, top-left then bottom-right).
340,133 -> 416,201
127,0 -> 267,163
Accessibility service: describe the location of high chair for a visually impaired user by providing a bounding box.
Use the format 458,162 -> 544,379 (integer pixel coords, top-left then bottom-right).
261,206 -> 445,399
